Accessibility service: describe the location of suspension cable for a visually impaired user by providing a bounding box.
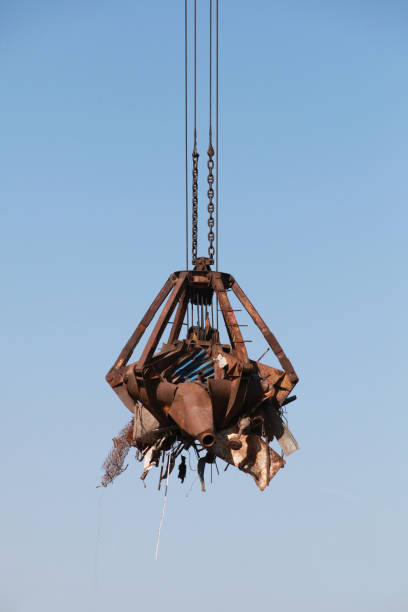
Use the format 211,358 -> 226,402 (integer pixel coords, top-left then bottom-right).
207,0 -> 215,263
216,0 -> 219,272
185,0 -> 188,271
188,0 -> 219,269
216,0 -> 219,328
192,0 -> 199,265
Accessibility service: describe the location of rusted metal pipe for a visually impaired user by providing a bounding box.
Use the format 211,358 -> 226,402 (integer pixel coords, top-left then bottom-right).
168,382 -> 216,447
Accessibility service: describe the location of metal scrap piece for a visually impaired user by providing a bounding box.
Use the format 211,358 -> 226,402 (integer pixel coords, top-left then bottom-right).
103,260 -> 299,492
211,428 -> 285,491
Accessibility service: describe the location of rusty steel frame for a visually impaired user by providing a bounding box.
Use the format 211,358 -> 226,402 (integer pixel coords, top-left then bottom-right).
231,280 -> 298,384
104,259 -> 299,490
107,261 -> 297,388
212,274 -> 248,364
138,274 -> 187,368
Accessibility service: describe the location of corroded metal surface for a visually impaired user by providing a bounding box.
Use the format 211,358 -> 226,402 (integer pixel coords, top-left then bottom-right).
211,427 -> 285,491
168,382 -> 215,447
103,259 -> 299,491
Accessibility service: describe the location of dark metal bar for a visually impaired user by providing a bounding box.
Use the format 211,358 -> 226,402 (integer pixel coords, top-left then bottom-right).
282,395 -> 297,406
231,279 -> 298,383
111,277 -> 174,370
257,347 -> 270,361
217,308 -> 242,312
212,275 -> 248,363
168,291 -> 188,344
226,323 -> 248,327
186,298 -> 190,329
138,275 -> 187,368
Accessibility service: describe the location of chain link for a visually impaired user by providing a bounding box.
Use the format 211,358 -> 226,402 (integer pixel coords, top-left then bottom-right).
192,140 -> 199,264
207,139 -> 215,260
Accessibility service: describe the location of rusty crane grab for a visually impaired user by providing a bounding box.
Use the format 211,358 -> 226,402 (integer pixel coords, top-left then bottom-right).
103,258 -> 299,491
101,1 -> 299,492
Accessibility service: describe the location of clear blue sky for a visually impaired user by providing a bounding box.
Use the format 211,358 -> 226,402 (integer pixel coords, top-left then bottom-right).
1,1 -> 407,611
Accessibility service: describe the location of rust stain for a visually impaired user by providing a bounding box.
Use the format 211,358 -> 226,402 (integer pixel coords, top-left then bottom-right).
102,258 -> 299,492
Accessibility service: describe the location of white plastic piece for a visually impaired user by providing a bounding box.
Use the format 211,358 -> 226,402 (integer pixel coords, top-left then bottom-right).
216,353 -> 228,369
277,424 -> 299,456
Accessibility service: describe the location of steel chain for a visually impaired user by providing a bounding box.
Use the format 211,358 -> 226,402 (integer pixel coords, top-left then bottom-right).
207,140 -> 215,260
192,142 -> 199,264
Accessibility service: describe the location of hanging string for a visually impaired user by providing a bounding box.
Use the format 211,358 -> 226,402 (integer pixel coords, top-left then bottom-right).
155,452 -> 172,560
186,475 -> 199,497
93,487 -> 104,592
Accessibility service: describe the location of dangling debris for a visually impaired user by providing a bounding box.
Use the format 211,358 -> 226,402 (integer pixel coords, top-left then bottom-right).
101,421 -> 132,487
178,456 -> 187,483
101,2 -> 300,495
101,258 -> 299,492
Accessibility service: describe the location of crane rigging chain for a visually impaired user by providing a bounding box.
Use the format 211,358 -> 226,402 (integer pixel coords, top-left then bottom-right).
207,137 -> 215,261
103,0 -> 300,499
207,0 -> 215,263
191,0 -> 199,265
192,139 -> 199,264
187,0 -> 218,268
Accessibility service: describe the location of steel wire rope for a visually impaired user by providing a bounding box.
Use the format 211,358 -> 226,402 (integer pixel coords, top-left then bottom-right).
216,0 -> 219,329
215,0 -> 219,271
191,0 -> 199,264
207,0 -> 215,262
185,0 -> 190,330
185,0 -> 189,272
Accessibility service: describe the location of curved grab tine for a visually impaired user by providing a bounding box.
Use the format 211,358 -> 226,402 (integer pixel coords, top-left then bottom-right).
231,278 -> 298,383
212,274 -> 249,364
138,274 -> 187,368
168,290 -> 188,344
109,276 -> 174,373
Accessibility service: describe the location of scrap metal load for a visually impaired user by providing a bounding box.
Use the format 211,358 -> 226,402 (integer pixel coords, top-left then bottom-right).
102,258 -> 299,491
